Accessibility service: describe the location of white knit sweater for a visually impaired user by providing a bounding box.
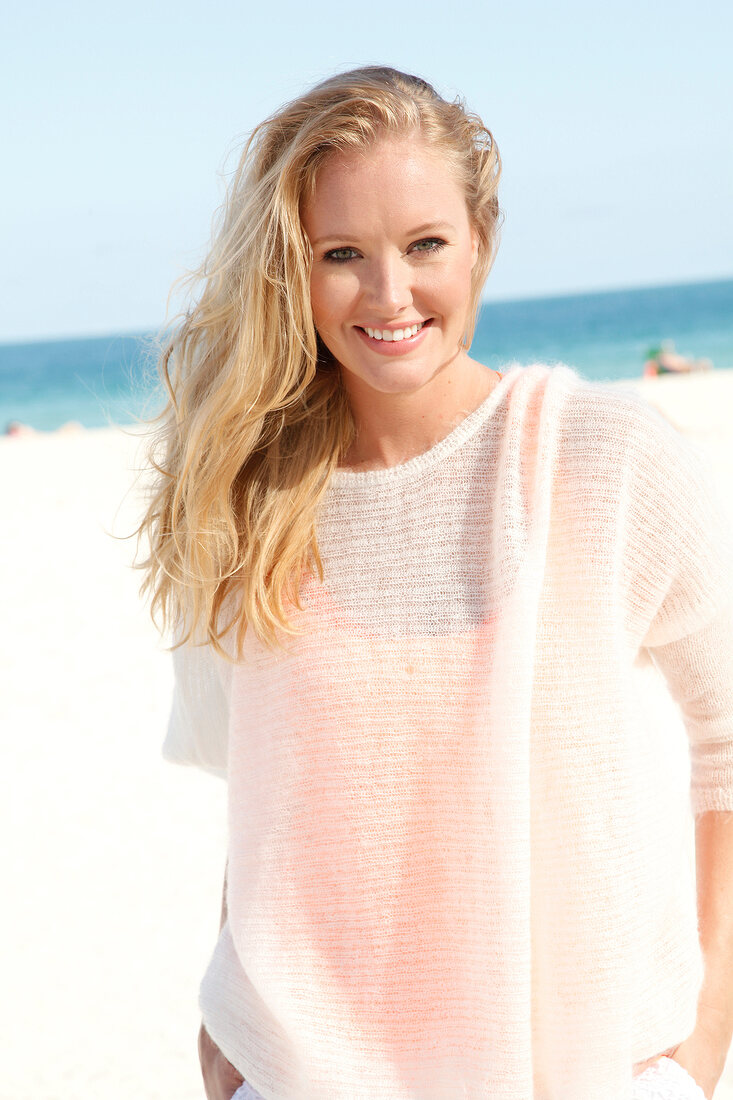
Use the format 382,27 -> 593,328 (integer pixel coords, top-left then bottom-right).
164,363 -> 733,1100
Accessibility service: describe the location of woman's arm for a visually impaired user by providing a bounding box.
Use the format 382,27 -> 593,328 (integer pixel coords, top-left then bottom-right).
643,593 -> 733,1100
670,812 -> 733,1099
198,864 -> 245,1100
630,410 -> 733,1097
694,811 -> 733,1048
644,602 -> 733,1098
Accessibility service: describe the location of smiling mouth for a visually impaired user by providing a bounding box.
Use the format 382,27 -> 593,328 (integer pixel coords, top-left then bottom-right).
357,319 -> 432,342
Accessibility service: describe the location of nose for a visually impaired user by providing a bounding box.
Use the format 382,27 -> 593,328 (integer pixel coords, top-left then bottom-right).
363,251 -> 413,317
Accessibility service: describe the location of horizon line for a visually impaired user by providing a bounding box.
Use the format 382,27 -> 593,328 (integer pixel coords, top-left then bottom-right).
1,271 -> 731,350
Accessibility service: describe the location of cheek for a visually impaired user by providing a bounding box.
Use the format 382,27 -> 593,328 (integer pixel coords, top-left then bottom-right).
308,273 -> 332,331
309,271 -> 358,333
429,255 -> 475,314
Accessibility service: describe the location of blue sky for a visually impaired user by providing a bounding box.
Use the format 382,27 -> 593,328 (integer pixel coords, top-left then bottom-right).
2,0 -> 731,343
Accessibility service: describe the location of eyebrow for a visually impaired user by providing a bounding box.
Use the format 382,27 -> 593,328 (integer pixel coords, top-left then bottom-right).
311,221 -> 457,246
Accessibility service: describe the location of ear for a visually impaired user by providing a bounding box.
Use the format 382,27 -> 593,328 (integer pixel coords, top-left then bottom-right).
470,226 -> 480,269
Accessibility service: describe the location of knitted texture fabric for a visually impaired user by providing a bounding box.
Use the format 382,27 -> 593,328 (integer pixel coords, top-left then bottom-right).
164,363 -> 733,1100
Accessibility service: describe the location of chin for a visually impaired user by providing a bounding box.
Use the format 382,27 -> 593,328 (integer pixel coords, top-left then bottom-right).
356,366 -> 437,395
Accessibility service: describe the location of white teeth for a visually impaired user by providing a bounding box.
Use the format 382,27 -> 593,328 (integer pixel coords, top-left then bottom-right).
363,322 -> 424,341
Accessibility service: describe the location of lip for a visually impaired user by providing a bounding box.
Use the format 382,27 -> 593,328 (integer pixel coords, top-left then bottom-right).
354,318 -> 433,356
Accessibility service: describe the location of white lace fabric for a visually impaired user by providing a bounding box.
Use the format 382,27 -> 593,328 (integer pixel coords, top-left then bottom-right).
231,1083 -> 267,1100
232,1056 -> 707,1100
632,1057 -> 706,1099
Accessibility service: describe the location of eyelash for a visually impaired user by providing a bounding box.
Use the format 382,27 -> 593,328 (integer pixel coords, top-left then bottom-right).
323,238 -> 448,264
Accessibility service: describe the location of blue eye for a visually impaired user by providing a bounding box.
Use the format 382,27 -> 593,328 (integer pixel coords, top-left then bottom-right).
411,238 -> 447,254
324,247 -> 359,263
322,238 -> 447,263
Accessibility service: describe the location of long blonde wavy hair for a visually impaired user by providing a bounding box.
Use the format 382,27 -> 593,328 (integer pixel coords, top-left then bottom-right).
136,65 -> 503,659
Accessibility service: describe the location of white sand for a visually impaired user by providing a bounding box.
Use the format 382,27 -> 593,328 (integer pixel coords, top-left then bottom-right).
2,370 -> 733,1099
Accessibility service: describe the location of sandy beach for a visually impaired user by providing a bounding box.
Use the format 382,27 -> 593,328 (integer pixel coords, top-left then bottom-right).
2,368 -> 733,1100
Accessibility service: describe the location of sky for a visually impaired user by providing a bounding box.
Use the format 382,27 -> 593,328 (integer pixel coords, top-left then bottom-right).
1,0 -> 731,344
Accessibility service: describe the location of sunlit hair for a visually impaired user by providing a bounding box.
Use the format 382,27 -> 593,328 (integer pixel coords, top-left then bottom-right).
135,65 -> 503,659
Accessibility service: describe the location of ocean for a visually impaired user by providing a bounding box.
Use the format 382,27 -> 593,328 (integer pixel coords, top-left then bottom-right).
1,277 -> 732,432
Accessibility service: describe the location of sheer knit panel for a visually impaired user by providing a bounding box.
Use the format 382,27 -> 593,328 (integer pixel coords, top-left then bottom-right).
163,363 -> 733,1100
646,600 -> 733,816
163,634 -> 230,779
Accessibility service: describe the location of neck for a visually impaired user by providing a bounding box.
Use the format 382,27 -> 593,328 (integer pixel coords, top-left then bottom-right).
338,352 -> 501,472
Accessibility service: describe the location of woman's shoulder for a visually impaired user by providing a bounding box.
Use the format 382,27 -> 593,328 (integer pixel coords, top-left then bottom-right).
503,364 -> 716,530
501,360 -> 661,422
533,363 -> 689,469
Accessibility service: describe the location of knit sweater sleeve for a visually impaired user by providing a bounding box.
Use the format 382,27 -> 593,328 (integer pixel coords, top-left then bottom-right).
626,396 -> 733,815
162,638 -> 229,780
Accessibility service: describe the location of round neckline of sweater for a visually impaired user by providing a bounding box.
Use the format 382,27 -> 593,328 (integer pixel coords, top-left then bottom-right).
329,364 -> 523,490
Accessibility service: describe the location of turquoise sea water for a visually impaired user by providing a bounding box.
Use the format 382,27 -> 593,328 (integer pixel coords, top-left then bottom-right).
1,277 -> 731,432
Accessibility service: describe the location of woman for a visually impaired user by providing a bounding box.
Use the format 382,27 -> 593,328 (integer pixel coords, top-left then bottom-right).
138,67 -> 733,1099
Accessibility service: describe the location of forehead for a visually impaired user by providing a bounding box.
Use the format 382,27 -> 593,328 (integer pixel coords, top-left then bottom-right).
301,136 -> 468,232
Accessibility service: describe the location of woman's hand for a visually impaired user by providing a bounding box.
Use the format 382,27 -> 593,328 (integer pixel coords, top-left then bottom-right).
199,1020 -> 245,1100
669,1023 -> 729,1100
200,866 -> 245,1098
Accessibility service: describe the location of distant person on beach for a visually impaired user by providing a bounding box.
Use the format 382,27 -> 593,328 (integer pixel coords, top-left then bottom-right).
4,419 -> 82,437
137,67 -> 733,1100
643,339 -> 713,378
4,420 -> 35,437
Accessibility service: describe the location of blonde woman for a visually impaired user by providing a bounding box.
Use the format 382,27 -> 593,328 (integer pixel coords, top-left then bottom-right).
138,67 -> 733,1100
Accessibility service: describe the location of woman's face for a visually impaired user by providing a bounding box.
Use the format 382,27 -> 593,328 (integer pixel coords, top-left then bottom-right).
301,135 -> 480,401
